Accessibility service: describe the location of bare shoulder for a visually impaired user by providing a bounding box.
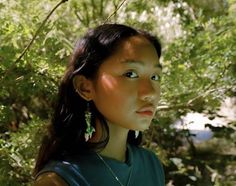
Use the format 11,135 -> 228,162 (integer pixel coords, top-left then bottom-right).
33,172 -> 68,186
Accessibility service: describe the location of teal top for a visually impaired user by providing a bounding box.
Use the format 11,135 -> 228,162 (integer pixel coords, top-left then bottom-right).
36,144 -> 165,186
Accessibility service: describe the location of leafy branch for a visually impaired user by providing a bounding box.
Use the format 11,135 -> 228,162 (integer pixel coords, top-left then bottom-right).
16,0 -> 127,62
1,0 -> 69,83
157,86 -> 233,112
158,60 -> 232,112
15,0 -> 69,65
103,0 -> 127,23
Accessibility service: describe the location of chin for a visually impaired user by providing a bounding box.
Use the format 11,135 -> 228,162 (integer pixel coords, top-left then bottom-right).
136,123 -> 151,131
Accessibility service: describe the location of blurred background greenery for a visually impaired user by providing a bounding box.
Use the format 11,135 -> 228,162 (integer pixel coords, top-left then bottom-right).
0,0 -> 235,185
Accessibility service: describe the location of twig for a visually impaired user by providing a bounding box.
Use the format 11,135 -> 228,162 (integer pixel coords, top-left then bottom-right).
103,0 -> 127,24
74,11 -> 85,24
157,86 -> 233,112
14,0 -> 68,64
0,0 -> 68,83
157,103 -> 191,111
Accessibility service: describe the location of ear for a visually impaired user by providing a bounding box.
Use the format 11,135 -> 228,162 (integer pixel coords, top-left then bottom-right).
73,75 -> 94,101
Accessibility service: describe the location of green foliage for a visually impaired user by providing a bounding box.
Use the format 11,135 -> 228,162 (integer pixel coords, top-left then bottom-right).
0,0 -> 235,185
157,6 -> 236,185
0,116 -> 45,186
163,16 -> 236,112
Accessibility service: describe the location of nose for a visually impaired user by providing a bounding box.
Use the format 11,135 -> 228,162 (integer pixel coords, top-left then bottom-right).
138,79 -> 160,103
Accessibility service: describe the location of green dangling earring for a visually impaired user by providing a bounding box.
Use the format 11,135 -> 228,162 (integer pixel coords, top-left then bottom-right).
84,102 -> 95,142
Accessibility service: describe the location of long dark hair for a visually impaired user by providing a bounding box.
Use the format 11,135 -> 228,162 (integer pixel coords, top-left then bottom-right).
34,23 -> 162,175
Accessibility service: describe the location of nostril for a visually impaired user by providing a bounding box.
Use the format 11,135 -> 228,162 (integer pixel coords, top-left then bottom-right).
144,94 -> 160,105
144,95 -> 155,102
138,79 -> 160,101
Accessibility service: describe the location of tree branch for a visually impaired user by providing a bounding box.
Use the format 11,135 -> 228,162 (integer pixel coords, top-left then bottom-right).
157,103 -> 192,111
0,0 -> 68,83
74,10 -> 85,24
14,0 -> 68,65
157,86 -> 233,112
103,0 -> 127,23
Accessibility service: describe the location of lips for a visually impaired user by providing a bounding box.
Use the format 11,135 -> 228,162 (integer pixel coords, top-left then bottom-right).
136,105 -> 155,117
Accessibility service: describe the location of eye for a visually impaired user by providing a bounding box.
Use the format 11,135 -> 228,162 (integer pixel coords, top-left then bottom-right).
151,74 -> 161,81
123,71 -> 139,78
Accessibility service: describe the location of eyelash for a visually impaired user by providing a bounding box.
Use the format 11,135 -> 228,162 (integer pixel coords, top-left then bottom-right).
123,71 -> 161,82
151,74 -> 161,81
124,71 -> 138,78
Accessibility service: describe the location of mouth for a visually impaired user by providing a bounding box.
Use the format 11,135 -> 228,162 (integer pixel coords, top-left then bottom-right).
136,111 -> 154,117
136,105 -> 155,117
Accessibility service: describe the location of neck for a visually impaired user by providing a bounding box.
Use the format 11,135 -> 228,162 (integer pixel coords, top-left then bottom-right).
99,122 -> 129,162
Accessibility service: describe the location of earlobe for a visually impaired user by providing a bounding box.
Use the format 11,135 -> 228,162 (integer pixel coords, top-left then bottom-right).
73,75 -> 93,101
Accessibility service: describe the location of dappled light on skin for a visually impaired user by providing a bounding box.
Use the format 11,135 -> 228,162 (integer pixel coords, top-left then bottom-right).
91,35 -> 161,133
125,36 -> 159,61
99,73 -> 118,92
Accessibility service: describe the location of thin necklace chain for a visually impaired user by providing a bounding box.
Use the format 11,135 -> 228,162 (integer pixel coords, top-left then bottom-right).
96,153 -> 133,186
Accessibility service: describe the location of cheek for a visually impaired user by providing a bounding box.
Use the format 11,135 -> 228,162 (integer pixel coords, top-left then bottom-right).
94,74 -> 121,100
93,75 -> 122,109
93,93 -> 125,125
94,74 -> 135,100
92,75 -> 134,119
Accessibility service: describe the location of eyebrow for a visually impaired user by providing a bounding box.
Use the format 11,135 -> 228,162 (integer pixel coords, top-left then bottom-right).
121,60 -> 162,69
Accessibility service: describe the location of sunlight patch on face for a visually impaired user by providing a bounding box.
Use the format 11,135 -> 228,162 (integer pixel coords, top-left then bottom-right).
100,73 -> 118,92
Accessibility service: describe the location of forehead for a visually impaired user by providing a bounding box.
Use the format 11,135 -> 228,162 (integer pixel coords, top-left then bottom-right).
117,35 -> 157,55
104,35 -> 160,66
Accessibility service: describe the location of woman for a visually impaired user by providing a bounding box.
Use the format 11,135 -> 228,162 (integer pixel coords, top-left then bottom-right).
33,23 -> 164,186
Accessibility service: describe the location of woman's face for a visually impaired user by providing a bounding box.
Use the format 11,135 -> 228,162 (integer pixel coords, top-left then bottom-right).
91,35 -> 162,131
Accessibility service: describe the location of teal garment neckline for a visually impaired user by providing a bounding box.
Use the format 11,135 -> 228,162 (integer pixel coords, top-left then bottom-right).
59,144 -> 165,186
95,144 -> 133,167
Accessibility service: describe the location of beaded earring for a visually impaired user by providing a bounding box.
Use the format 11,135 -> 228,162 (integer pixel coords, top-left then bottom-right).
84,102 -> 95,142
